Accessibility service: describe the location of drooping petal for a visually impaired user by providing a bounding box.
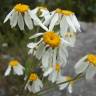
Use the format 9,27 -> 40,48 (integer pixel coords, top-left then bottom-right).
11,11 -> 18,28
60,16 -> 68,36
35,43 -> 46,60
57,76 -> 68,90
70,15 -> 81,32
61,38 -> 73,47
24,12 -> 33,30
4,65 -> 11,76
74,55 -> 88,74
29,12 -> 48,31
48,71 -> 57,83
29,33 -> 43,39
49,13 -> 59,31
86,65 -> 96,80
13,64 -> 24,75
27,42 -> 38,49
17,13 -> 24,30
52,48 -> 57,66
43,11 -> 54,26
42,48 -> 52,68
75,62 -> 89,74
64,16 -> 76,32
68,84 -> 73,93
43,67 -> 53,77
4,9 -> 14,23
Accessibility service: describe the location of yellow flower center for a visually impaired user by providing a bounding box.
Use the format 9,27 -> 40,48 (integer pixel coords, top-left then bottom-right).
87,54 -> 96,65
9,60 -> 19,67
55,64 -> 60,73
43,32 -> 61,48
29,73 -> 38,81
62,10 -> 74,16
15,3 -> 29,13
56,8 -> 74,16
64,32 -> 75,37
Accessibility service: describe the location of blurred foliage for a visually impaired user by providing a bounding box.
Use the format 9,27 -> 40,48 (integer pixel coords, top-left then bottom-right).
43,0 -> 96,22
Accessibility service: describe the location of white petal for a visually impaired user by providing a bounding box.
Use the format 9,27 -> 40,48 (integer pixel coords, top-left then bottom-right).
58,45 -> 68,66
57,76 -> 68,90
48,71 -> 57,83
42,48 -> 52,68
28,49 -> 33,54
31,79 -> 43,93
74,55 -> 88,74
29,12 -> 48,31
27,42 -> 38,49
35,43 -> 46,60
49,13 -> 59,31
52,48 -> 57,66
37,79 -> 43,88
25,80 -> 30,90
64,16 -> 76,32
4,65 -> 11,76
17,13 -> 24,30
60,16 -> 68,35
75,62 -> 89,74
61,38 -> 73,47
43,11 -> 54,26
70,15 -> 81,32
24,12 -> 33,30
11,11 -> 18,28
86,65 -> 96,80
43,67 -> 53,77
4,9 -> 14,23
29,33 -> 43,39
68,84 -> 72,93
13,64 -> 24,75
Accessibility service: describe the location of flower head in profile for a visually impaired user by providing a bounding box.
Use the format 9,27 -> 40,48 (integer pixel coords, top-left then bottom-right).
44,8 -> 80,33
4,59 -> 24,76
74,54 -> 96,80
25,73 -> 43,93
57,76 -> 74,93
43,63 -> 62,83
27,31 -> 72,69
4,4 -> 48,31
4,3 -> 33,30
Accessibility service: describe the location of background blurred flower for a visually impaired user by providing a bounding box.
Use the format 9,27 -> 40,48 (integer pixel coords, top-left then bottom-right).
74,54 -> 96,80
4,59 -> 24,76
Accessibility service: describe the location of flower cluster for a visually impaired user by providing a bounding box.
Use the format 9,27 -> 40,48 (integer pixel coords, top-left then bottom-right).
3,3 -> 80,94
74,54 -> 96,80
4,3 -> 95,95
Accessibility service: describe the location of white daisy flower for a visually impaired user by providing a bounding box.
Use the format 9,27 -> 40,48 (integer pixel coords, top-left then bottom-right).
4,3 -> 33,30
56,76 -> 74,94
27,31 -> 72,68
29,6 -> 49,31
43,64 -> 62,83
45,8 -> 80,33
4,59 -> 24,76
74,54 -> 96,80
25,73 -> 43,93
4,4 -> 48,31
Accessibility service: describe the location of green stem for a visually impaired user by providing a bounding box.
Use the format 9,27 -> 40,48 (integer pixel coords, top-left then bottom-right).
26,73 -> 84,96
